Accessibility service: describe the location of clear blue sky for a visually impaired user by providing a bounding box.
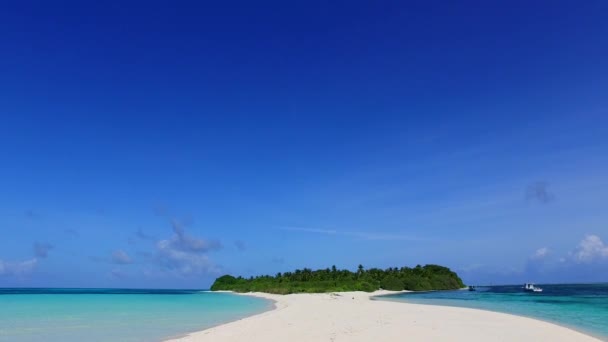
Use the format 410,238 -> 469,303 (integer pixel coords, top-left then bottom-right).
1,1 -> 607,288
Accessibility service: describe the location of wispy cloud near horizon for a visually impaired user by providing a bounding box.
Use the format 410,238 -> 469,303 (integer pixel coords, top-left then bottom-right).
0,258 -> 38,277
465,233 -> 608,284
279,226 -> 430,241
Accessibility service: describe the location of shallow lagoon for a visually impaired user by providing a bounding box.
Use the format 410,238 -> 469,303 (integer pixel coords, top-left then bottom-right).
0,289 -> 272,342
375,283 -> 608,341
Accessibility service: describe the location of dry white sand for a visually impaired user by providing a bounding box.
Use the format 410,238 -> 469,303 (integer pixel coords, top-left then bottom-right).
167,290 -> 600,342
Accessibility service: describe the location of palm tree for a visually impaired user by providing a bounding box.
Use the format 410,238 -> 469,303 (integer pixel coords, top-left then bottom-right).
357,264 -> 364,278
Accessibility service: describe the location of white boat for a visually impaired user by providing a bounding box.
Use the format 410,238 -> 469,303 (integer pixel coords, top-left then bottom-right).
523,283 -> 543,293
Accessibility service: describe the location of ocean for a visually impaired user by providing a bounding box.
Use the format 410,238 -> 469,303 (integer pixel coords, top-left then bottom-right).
0,289 -> 272,342
375,283 -> 608,341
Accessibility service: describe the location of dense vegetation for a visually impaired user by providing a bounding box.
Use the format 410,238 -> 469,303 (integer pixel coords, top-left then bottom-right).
210,264 -> 464,294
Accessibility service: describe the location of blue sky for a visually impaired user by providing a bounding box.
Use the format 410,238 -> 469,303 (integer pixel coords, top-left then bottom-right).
1,1 -> 607,288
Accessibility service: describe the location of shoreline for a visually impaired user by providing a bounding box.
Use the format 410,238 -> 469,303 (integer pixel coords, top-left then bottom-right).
371,292 -> 606,341
166,290 -> 601,342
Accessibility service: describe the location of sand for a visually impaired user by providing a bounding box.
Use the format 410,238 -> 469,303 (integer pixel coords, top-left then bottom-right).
167,290 -> 601,341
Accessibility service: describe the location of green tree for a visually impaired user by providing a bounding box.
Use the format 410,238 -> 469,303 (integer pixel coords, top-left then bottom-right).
380,275 -> 404,291
210,264 -> 464,294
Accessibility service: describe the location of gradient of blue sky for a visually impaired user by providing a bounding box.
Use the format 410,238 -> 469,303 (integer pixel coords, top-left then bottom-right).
1,1 -> 607,288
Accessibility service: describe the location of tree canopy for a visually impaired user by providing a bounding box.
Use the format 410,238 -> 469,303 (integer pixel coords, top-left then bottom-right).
210,264 -> 464,294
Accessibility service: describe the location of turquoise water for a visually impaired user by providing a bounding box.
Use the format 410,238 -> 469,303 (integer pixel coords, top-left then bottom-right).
375,283 -> 608,341
0,289 -> 272,342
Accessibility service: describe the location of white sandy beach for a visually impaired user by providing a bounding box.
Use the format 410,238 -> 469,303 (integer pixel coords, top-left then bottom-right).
167,290 -> 600,342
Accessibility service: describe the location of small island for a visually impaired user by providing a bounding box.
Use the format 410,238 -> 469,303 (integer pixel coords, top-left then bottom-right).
210,264 -> 464,294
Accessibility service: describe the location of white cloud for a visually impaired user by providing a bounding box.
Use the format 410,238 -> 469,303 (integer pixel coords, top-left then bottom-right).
168,220 -> 222,253
571,235 -> 608,263
111,250 -> 133,264
0,258 -> 38,276
531,247 -> 550,259
157,239 -> 218,275
152,221 -> 222,276
466,234 -> 608,283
